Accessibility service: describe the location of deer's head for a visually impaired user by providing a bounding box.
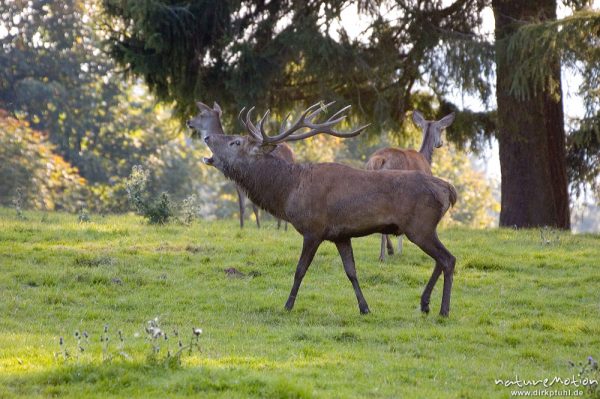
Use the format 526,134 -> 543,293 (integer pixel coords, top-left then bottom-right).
412,110 -> 455,148
201,134 -> 276,170
186,101 -> 224,140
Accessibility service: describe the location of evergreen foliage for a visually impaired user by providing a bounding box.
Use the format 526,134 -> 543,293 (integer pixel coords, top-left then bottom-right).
101,0 -> 491,140
101,0 -> 600,224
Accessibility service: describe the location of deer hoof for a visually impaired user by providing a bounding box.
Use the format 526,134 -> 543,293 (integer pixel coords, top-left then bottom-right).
360,306 -> 370,314
284,299 -> 295,311
421,303 -> 430,314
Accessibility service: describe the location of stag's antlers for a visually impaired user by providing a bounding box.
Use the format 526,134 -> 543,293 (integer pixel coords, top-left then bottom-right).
238,102 -> 369,144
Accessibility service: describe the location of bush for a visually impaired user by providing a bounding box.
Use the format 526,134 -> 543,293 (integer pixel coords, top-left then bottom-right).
180,194 -> 200,225
126,165 -> 173,224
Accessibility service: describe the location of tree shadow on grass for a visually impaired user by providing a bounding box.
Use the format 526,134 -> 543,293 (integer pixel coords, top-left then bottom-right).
1,362 -> 314,398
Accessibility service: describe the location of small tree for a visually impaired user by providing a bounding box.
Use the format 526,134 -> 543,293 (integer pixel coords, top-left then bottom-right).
126,165 -> 173,224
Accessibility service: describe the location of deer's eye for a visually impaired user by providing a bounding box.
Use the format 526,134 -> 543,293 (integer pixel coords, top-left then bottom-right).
230,140 -> 241,146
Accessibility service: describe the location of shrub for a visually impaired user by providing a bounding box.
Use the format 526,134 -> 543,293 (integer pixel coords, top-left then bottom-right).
180,194 -> 200,225
126,165 -> 173,224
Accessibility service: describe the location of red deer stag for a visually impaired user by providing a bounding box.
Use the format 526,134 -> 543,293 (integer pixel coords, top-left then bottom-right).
190,102 -> 457,316
187,101 -> 294,229
366,110 -> 455,261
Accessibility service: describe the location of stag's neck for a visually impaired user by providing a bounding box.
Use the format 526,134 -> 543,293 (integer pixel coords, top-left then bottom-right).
418,127 -> 434,165
222,156 -> 299,219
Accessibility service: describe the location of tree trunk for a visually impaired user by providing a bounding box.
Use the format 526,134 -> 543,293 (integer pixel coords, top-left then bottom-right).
493,0 -> 570,229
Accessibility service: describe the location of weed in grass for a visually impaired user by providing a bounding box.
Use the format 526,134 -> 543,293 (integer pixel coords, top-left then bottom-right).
54,319 -> 202,369
145,318 -> 202,368
78,208 -> 91,223
569,356 -> 600,397
540,226 -> 561,246
12,187 -> 27,220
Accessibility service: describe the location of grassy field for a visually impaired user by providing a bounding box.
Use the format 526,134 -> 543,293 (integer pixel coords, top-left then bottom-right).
0,208 -> 599,398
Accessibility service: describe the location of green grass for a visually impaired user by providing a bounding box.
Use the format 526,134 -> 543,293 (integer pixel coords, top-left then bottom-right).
0,208 -> 599,398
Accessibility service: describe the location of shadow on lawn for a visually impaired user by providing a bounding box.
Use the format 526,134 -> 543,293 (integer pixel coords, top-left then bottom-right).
1,361 -> 314,398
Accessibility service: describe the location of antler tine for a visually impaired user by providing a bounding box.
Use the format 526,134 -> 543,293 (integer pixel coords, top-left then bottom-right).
279,112 -> 292,135
306,101 -> 335,121
244,106 -> 263,140
257,109 -> 271,142
238,106 -> 247,128
327,104 -> 351,122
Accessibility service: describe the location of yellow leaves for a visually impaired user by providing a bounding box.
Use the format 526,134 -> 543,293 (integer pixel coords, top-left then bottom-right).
0,109 -> 89,211
432,144 -> 499,228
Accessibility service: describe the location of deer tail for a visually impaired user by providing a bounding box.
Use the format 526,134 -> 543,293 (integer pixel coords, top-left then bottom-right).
448,183 -> 458,208
429,178 -> 458,214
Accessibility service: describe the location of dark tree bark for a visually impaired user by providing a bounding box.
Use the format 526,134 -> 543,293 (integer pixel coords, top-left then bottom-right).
493,0 -> 570,229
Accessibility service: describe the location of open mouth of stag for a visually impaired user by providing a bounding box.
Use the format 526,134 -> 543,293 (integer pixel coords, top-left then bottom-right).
187,127 -> 215,166
203,155 -> 214,166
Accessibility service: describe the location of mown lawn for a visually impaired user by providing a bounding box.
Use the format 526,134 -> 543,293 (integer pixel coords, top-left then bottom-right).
0,208 -> 598,398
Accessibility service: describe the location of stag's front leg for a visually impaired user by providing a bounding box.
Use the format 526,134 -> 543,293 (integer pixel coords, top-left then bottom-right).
336,239 -> 370,314
236,187 -> 245,228
284,236 -> 321,311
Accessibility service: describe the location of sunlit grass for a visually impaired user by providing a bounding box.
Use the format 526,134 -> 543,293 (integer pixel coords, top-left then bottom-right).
0,208 -> 599,398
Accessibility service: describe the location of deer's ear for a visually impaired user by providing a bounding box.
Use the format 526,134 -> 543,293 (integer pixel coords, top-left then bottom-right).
196,101 -> 211,112
213,102 -> 222,116
437,112 -> 455,129
246,136 -> 277,155
412,110 -> 426,128
261,144 -> 277,154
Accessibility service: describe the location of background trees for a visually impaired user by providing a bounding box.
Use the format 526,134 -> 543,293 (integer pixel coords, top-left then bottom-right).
0,110 -> 89,211
0,0 -> 210,212
101,0 -> 600,229
1,0 -> 598,229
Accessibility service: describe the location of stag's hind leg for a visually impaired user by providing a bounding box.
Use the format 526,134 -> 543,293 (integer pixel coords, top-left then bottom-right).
421,264 -> 443,314
336,239 -> 370,314
408,232 -> 456,317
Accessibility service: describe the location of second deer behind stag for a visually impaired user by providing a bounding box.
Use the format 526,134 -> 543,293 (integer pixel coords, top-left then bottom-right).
366,110 -> 455,261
